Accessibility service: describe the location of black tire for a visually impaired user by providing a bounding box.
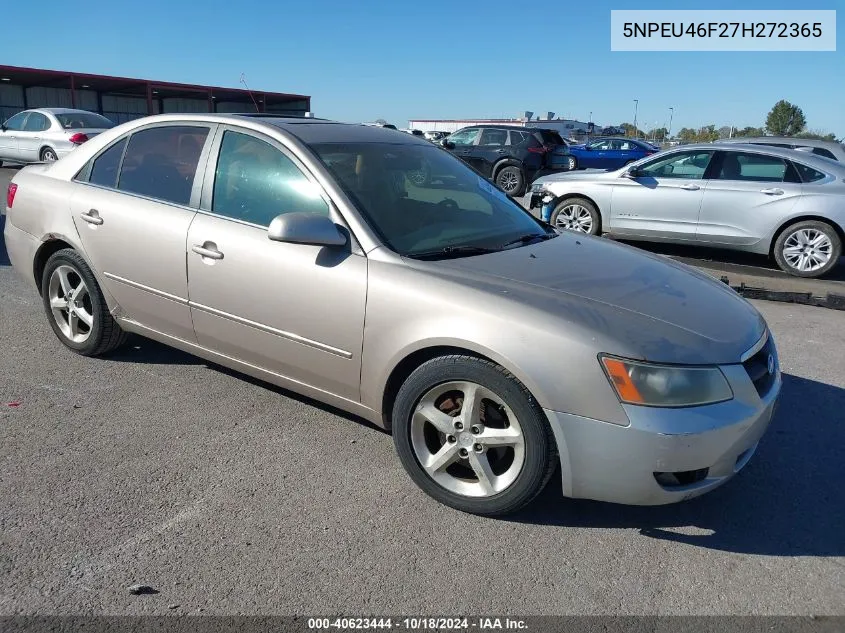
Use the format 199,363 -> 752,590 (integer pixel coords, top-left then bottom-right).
41,249 -> 127,356
565,155 -> 577,171
773,220 -> 842,278
494,165 -> 525,197
392,355 -> 557,516
40,147 -> 58,163
549,197 -> 601,235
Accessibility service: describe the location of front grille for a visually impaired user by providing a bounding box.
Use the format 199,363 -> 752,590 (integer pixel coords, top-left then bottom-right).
743,336 -> 777,397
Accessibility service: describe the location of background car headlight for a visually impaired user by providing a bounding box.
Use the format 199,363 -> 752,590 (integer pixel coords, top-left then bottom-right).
600,356 -> 733,407
530,183 -> 547,193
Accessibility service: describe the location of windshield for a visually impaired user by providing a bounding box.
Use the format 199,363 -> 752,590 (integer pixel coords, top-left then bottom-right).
309,142 -> 553,258
55,112 -> 114,129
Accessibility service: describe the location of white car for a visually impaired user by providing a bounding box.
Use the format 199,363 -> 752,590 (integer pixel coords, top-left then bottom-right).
0,108 -> 115,165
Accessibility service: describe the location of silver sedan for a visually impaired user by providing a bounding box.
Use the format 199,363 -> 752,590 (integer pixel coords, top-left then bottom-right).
5,114 -> 780,516
529,143 -> 845,277
0,108 -> 114,165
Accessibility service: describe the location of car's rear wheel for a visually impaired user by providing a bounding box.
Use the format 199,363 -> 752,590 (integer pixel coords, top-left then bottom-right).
495,165 -> 524,196
41,249 -> 127,356
40,147 -> 58,163
392,355 -> 556,516
550,197 -> 600,235
773,220 -> 842,278
565,156 -> 577,171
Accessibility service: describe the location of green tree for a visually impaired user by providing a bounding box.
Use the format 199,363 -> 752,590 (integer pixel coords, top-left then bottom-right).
766,100 -> 806,136
646,127 -> 668,141
677,127 -> 697,143
696,125 -> 719,142
620,122 -> 645,138
734,126 -> 766,138
794,129 -> 837,141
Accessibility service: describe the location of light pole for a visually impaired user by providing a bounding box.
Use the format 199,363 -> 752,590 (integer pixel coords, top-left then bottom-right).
667,107 -> 674,141
632,99 -> 639,137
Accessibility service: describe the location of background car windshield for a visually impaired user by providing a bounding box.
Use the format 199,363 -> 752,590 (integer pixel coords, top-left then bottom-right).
309,142 -> 548,256
55,112 -> 114,129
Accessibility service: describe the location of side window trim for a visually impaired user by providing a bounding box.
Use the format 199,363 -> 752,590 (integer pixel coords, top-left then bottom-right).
74,121 -> 217,210
198,125 -> 336,227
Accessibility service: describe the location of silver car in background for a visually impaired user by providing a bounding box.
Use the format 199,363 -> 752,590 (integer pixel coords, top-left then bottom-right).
529,143 -> 845,277
0,108 -> 114,165
5,114 -> 780,516
715,136 -> 845,164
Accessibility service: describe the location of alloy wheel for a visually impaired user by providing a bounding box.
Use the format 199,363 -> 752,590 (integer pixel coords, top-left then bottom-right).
42,149 -> 58,162
47,265 -> 94,343
554,204 -> 593,233
497,170 -> 520,193
410,381 -> 526,498
782,229 -> 833,273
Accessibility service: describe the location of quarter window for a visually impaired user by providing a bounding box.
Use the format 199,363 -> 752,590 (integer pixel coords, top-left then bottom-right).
792,162 -> 827,183
638,151 -> 713,179
88,138 -> 128,188
508,131 -> 529,145
479,129 -> 507,146
211,130 -> 329,227
715,152 -> 788,182
117,125 -> 209,206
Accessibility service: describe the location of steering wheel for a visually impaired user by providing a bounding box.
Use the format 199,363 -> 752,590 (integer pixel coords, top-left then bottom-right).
438,198 -> 459,210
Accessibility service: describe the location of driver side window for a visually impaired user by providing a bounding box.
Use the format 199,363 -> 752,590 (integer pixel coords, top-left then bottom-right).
3,112 -> 29,131
447,129 -> 480,147
211,130 -> 329,227
639,151 -> 714,180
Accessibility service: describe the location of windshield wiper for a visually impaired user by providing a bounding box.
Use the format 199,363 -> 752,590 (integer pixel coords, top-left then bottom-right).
499,232 -> 555,249
406,245 -> 499,260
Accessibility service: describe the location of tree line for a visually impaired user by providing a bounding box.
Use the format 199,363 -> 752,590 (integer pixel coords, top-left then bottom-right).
617,101 -> 839,143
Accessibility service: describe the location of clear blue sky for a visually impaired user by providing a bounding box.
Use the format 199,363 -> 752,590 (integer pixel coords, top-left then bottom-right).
3,0 -> 842,136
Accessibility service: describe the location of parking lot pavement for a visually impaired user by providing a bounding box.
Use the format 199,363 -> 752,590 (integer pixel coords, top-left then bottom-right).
1,217 -> 844,616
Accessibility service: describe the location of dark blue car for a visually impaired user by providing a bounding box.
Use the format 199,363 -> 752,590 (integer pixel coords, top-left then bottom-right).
564,137 -> 658,170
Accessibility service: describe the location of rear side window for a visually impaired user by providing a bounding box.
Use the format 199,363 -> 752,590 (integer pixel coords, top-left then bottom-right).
211,130 -> 329,227
811,147 -> 837,161
716,152 -> 788,182
792,162 -> 827,183
508,130 -> 529,145
479,129 -> 507,146
23,112 -> 49,132
117,126 -> 209,206
88,138 -> 128,188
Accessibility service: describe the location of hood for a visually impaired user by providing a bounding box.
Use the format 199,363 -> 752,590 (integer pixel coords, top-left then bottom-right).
429,234 -> 765,365
535,168 -> 620,184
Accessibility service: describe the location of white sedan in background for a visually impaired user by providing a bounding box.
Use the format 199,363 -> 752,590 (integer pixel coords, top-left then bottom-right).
528,143 -> 845,278
0,108 -> 114,165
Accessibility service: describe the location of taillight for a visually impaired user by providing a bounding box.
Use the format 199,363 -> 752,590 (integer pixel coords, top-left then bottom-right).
68,133 -> 89,145
6,183 -> 17,208
527,146 -> 548,154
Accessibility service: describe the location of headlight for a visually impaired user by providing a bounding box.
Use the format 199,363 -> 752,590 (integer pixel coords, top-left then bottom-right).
530,183 -> 547,193
600,356 -> 733,407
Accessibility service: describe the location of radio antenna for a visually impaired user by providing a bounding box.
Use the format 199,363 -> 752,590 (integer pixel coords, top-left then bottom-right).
239,73 -> 260,113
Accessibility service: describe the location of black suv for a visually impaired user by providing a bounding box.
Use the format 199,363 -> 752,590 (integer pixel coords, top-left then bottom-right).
439,125 -> 568,196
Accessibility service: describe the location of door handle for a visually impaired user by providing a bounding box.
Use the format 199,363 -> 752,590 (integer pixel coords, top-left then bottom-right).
192,243 -> 224,260
80,209 -> 104,225
495,149 -> 506,154
33,136 -> 41,141
760,188 -> 784,195
680,184 -> 701,191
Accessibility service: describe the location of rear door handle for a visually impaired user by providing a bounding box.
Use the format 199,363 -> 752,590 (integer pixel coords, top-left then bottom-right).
680,184 -> 701,191
80,209 -> 104,225
495,149 -> 506,154
192,243 -> 224,260
760,188 -> 784,195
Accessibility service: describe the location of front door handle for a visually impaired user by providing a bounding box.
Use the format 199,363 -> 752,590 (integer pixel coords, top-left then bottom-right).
33,136 -> 41,141
192,243 -> 224,260
495,149 -> 506,154
80,209 -> 104,225
680,184 -> 701,191
760,188 -> 784,195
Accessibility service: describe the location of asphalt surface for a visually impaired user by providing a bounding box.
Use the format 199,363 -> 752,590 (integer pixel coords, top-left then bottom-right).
1,212 -> 844,616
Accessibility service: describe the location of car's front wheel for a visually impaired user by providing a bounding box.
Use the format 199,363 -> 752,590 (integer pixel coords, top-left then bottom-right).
41,249 -> 127,356
773,220 -> 842,278
392,355 -> 556,516
495,165 -> 524,196
550,197 -> 601,235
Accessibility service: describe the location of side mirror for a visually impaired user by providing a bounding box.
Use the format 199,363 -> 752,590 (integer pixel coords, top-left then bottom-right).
267,212 -> 347,247
623,168 -> 643,179
440,139 -> 454,149
0,123 -> 6,132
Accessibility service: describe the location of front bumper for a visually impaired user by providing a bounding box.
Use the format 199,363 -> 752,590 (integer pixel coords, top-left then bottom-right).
543,363 -> 781,505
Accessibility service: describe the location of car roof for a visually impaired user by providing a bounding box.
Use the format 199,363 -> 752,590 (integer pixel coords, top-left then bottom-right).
28,108 -> 104,115
669,142 -> 845,171
716,136 -> 843,150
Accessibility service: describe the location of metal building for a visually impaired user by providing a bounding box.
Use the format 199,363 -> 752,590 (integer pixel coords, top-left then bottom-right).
0,65 -> 311,124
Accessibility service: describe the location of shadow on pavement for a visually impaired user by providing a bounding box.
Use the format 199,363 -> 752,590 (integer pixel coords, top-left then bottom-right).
508,373 -> 845,557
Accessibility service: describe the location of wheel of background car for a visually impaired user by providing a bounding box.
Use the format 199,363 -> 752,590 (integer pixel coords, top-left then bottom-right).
566,156 -> 577,171
391,355 -> 556,516
550,198 -> 600,235
41,249 -> 128,356
623,160 -> 635,166
495,165 -> 524,196
41,147 -> 58,163
773,220 -> 842,278
407,159 -> 431,187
